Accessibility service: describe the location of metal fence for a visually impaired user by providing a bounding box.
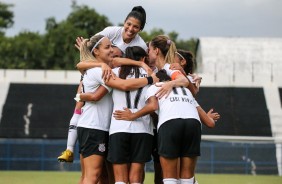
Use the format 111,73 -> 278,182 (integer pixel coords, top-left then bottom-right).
0,138 -> 279,175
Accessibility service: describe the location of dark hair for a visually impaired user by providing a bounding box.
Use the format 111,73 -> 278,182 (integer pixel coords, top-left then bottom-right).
156,69 -> 171,82
177,49 -> 195,74
119,46 -> 147,79
125,6 -> 146,30
112,45 -> 123,58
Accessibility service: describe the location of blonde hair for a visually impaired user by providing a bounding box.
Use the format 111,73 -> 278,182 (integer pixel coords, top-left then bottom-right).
150,35 -> 177,64
79,34 -> 105,61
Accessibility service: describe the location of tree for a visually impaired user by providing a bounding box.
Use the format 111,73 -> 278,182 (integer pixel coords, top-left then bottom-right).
168,31 -> 178,42
45,17 -> 57,31
0,2 -> 14,33
0,2 -> 198,70
44,21 -> 87,70
42,4 -> 113,70
67,4 -> 112,37
139,28 -> 165,42
140,28 -> 197,56
176,38 -> 198,55
0,31 -> 45,69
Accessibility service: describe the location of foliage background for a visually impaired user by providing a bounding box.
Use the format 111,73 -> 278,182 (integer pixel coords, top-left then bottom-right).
0,1 -> 197,70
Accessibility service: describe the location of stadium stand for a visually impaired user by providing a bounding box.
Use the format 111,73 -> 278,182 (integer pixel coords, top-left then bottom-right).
0,83 -> 77,138
197,87 -> 271,136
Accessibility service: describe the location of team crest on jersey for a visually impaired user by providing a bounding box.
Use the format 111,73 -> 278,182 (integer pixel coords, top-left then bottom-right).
98,143 -> 106,152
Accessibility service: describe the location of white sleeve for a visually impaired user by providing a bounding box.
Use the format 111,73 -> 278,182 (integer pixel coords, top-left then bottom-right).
188,75 -> 195,83
162,63 -> 181,78
136,35 -> 148,52
92,68 -> 112,92
145,85 -> 158,102
194,99 -> 200,107
112,67 -> 120,76
96,26 -> 120,40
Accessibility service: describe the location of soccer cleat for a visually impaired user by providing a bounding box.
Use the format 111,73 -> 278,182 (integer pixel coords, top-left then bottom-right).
57,149 -> 74,163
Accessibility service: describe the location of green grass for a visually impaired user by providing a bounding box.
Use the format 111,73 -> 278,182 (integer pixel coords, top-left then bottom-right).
0,171 -> 281,184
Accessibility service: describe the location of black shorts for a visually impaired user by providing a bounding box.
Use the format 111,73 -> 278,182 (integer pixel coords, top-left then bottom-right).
152,129 -> 160,163
107,132 -> 153,164
77,127 -> 109,158
158,118 -> 201,158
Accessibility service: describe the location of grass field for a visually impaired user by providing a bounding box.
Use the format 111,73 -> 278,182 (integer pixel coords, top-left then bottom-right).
0,171 -> 282,184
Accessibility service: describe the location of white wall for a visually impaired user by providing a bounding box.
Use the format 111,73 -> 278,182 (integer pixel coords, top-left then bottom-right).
0,69 -> 81,84
196,37 -> 282,87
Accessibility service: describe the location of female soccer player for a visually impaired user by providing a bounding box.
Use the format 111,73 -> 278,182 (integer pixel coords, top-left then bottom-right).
59,5 -> 148,163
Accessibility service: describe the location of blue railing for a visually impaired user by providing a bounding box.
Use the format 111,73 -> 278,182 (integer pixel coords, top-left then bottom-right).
0,139 -> 279,175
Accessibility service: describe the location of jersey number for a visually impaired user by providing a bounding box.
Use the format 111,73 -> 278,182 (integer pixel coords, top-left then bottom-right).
172,87 -> 188,96
125,87 -> 144,109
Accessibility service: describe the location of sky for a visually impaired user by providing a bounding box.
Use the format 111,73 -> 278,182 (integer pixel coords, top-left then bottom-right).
2,0 -> 282,39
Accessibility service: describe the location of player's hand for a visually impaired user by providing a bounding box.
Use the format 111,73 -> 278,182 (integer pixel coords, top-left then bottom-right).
189,73 -> 202,89
101,63 -> 115,82
75,37 -> 85,51
140,60 -> 153,76
111,58 -> 121,68
155,81 -> 173,99
207,108 -> 220,122
113,108 -> 135,121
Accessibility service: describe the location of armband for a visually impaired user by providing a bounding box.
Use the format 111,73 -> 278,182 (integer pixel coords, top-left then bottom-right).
171,71 -> 183,80
146,76 -> 153,85
74,94 -> 81,102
